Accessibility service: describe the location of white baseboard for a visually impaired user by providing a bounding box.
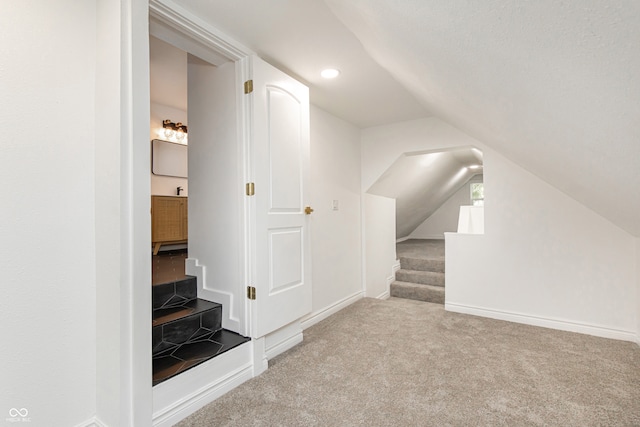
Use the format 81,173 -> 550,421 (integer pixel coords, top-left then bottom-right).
265,322 -> 303,360
380,260 -> 401,300
265,332 -> 302,360
300,291 -> 363,330
152,343 -> 253,427
392,260 -> 401,276
375,290 -> 390,300
251,337 -> 268,376
186,258 -> 240,331
445,302 -> 638,343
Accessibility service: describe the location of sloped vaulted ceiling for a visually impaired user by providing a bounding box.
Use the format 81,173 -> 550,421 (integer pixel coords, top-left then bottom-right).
170,0 -> 429,127
368,148 -> 483,238
324,0 -> 640,237
167,0 -> 639,236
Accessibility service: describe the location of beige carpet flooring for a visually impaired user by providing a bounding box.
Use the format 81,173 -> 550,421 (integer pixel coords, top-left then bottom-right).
176,298 -> 640,426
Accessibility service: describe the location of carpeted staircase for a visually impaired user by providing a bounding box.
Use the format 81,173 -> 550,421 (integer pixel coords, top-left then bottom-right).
391,239 -> 445,304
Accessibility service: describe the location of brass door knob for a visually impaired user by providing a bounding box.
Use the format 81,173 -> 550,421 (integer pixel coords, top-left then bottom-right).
304,206 -> 314,215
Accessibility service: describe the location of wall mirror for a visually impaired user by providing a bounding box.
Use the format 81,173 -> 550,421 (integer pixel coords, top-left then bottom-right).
152,139 -> 188,178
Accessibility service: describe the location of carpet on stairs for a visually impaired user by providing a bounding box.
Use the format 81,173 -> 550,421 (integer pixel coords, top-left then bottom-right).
391,239 -> 445,304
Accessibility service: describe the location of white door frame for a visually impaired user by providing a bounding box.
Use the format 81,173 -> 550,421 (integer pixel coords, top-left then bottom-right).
119,1 -> 258,425
149,0 -> 256,334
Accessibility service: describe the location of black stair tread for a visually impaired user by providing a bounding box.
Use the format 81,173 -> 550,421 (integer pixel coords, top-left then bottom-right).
153,329 -> 251,386
152,276 -> 198,309
152,298 -> 221,327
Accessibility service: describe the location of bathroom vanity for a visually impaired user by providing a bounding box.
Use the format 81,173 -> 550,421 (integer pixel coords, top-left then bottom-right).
151,195 -> 188,255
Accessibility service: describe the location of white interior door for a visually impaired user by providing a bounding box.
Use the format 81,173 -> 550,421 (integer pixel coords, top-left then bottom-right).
251,55 -> 311,338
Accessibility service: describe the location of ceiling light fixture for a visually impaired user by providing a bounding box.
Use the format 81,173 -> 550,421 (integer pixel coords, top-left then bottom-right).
321,68 -> 340,79
468,164 -> 482,170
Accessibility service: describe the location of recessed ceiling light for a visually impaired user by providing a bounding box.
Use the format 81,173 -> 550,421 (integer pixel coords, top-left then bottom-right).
321,68 -> 340,79
468,164 -> 482,170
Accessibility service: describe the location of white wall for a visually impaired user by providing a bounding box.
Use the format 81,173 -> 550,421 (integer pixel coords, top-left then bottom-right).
636,238 -> 640,344
0,2 -> 97,426
361,118 -> 479,297
363,194 -> 397,299
308,106 -> 363,316
186,60 -> 243,332
446,149 -> 637,340
95,0 -> 123,425
362,117 -> 638,341
150,102 -> 188,196
410,175 -> 483,239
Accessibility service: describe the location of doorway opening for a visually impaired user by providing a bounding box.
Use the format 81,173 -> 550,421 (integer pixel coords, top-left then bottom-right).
148,34 -> 251,386
365,146 -> 484,304
149,36 -> 191,285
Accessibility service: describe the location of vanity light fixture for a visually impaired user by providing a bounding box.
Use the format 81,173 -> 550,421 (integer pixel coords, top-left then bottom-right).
163,119 -> 188,141
175,123 -> 187,141
162,119 -> 176,138
320,68 -> 340,79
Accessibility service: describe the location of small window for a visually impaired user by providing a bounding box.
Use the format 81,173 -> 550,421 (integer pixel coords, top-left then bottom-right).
471,183 -> 484,206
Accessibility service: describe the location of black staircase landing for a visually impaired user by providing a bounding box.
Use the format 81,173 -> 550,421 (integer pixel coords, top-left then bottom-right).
152,276 -> 250,385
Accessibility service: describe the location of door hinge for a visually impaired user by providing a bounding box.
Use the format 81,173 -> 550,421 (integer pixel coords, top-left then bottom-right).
244,80 -> 253,94
247,286 -> 256,300
246,182 -> 255,196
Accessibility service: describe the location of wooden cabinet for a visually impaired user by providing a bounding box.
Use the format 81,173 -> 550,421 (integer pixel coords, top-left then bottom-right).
151,196 -> 188,254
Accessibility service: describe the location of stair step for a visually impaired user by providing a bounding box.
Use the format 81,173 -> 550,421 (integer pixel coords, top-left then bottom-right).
395,269 -> 445,287
151,276 -> 251,387
391,281 -> 445,304
153,329 -> 250,386
153,298 -> 222,355
152,276 -> 197,309
153,298 -> 221,327
398,256 -> 444,273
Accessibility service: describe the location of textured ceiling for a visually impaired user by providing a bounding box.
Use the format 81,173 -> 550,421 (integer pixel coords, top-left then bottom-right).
171,0 -> 429,128
324,0 -> 640,236
166,0 -> 639,236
